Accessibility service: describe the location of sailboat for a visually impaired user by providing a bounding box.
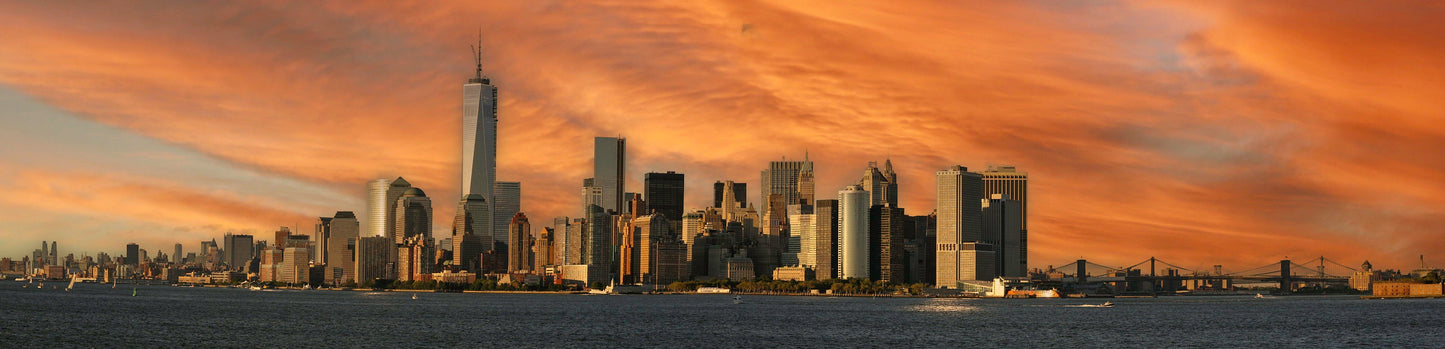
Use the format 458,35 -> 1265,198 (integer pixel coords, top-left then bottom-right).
66,278 -> 76,292
132,287 -> 137,297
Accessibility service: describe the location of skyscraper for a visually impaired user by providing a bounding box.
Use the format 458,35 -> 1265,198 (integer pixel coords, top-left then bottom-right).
365,178 -> 391,237
713,181 -> 747,209
173,243 -> 182,265
583,204 -> 611,270
983,194 -> 1024,277
936,165 -> 984,288
581,178 -> 604,216
380,177 -> 412,243
644,171 -> 685,221
125,243 -> 139,266
838,186 -> 869,279
508,212 -> 532,273
761,155 -> 815,214
594,137 -> 626,213
981,165 -> 1027,230
453,195 -> 489,272
313,218 -> 332,266
326,211 -> 359,284
491,181 -> 520,250
858,160 -> 898,207
393,188 -> 433,244
869,205 -> 906,283
461,46 -> 498,205
223,233 -> 254,271
812,199 -> 840,279
354,236 -> 391,284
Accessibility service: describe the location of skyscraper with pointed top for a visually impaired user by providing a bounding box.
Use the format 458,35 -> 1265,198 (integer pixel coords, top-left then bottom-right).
462,42 -> 499,241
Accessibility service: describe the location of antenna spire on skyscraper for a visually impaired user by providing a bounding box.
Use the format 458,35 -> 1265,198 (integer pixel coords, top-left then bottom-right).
470,30 -> 484,79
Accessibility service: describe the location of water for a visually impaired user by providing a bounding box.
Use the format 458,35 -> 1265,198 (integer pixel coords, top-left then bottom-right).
2,281 -> 1440,347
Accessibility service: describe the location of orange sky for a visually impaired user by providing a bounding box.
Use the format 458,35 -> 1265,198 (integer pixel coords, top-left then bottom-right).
0,1 -> 1441,272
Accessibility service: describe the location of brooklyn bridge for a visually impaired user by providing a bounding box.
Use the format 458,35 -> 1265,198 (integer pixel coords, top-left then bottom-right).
1035,256 -> 1363,294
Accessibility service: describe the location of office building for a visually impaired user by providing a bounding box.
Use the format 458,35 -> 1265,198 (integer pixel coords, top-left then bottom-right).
125,243 -> 139,266
534,227 -> 554,273
981,165 -> 1027,230
937,165 -> 985,287
858,160 -> 898,207
173,243 -> 182,266
645,171 -> 685,221
553,217 -> 574,265
713,181 -> 747,209
354,236 -> 390,284
492,181 -> 520,250
809,200 -> 839,279
982,194 -> 1024,277
838,186 -> 869,279
583,204 -> 611,269
365,178 -> 391,237
223,233 -> 254,270
461,51 -> 498,212
454,193 -> 491,253
509,212 -> 532,272
761,154 -> 815,214
325,211 -> 359,284
869,205 -> 906,283
594,137 -> 626,213
393,188 -> 433,244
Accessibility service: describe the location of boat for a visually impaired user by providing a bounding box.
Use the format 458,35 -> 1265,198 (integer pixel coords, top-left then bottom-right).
1102,302 -> 1114,307
249,286 -> 262,291
66,278 -> 76,292
132,287 -> 137,297
733,295 -> 743,304
411,293 -> 418,300
1255,293 -> 1265,299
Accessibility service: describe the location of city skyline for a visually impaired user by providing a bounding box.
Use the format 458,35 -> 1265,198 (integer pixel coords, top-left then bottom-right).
0,1 -> 1442,271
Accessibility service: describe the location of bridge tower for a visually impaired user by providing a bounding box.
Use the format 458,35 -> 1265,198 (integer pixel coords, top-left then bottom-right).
1279,259 -> 1292,292
1076,259 -> 1087,284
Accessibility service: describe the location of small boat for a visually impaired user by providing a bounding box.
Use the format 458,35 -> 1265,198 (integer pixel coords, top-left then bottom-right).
411,293 -> 418,300
132,287 -> 137,297
1101,302 -> 1114,307
66,278 -> 76,292
1255,293 -> 1265,299
249,286 -> 262,291
733,295 -> 742,304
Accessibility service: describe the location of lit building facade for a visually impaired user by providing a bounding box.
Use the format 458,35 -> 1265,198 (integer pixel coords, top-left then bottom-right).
937,165 -> 985,287
838,186 -> 869,279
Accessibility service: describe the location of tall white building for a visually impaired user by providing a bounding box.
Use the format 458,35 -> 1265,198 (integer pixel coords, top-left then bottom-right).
462,48 -> 500,248
936,165 -> 984,288
838,185 -> 869,279
492,181 -> 520,249
461,49 -> 498,205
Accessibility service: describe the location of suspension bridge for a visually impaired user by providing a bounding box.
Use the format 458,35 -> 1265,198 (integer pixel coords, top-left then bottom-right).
1037,256 -> 1362,294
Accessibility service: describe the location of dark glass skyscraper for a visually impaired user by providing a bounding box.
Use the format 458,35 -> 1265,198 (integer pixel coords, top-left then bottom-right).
645,171 -> 685,221
594,137 -> 626,213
